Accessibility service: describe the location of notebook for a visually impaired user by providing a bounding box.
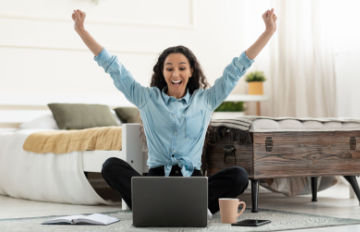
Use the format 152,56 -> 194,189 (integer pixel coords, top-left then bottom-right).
42,213 -> 119,225
131,176 -> 208,227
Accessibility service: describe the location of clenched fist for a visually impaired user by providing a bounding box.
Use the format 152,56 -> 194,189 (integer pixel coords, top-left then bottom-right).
72,9 -> 86,33
262,8 -> 277,33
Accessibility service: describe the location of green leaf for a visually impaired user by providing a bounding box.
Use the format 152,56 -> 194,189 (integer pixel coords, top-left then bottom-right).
214,101 -> 244,112
245,71 -> 266,82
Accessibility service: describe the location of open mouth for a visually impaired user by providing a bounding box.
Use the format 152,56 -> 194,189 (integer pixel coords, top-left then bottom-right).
171,80 -> 182,86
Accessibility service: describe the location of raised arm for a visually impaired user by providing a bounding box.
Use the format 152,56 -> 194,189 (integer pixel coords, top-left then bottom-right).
72,9 -> 103,56
245,8 -> 277,60
203,9 -> 276,111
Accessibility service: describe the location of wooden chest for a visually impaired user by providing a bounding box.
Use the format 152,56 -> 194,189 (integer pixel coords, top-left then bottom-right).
203,126 -> 360,179
201,117 -> 360,212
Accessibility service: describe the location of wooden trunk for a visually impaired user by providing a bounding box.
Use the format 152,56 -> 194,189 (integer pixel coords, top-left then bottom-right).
202,126 -> 360,179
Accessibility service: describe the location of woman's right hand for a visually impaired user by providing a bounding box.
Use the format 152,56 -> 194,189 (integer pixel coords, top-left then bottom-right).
72,9 -> 86,33
71,9 -> 103,56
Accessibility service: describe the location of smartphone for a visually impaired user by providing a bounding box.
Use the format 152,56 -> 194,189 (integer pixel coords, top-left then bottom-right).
231,219 -> 271,227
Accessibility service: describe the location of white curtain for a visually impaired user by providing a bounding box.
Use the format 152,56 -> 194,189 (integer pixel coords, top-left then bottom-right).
258,0 -> 342,195
262,0 -> 337,117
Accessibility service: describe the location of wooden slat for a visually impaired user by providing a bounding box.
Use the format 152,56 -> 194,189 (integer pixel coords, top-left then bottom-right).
252,131 -> 360,178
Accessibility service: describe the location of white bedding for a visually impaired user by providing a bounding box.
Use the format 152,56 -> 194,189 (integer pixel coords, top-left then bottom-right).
0,129 -> 113,205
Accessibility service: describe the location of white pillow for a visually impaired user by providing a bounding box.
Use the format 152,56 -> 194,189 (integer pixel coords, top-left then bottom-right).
19,114 -> 59,130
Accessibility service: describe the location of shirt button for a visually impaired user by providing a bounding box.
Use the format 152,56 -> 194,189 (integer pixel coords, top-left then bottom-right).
172,154 -> 175,157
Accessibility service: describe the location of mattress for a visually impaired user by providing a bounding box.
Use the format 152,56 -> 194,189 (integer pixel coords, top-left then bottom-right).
0,128 -> 117,205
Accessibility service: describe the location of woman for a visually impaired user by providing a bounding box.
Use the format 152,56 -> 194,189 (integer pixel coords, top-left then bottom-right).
72,9 -> 277,214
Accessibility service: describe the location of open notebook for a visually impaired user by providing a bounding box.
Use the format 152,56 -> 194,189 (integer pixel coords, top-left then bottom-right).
42,213 -> 119,225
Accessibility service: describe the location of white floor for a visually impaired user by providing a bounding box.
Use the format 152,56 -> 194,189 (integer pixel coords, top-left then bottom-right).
242,181 -> 360,232
1,181 -> 360,231
0,196 -> 120,219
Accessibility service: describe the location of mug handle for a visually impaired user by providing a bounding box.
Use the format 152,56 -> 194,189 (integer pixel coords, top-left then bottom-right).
237,201 -> 246,217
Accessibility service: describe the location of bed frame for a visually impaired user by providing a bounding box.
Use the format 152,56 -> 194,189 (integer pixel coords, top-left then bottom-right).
0,104 -> 146,209
83,123 -> 145,210
82,123 -> 144,173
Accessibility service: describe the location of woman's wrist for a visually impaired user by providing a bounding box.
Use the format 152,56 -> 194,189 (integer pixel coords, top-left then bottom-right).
264,28 -> 276,35
75,27 -> 86,35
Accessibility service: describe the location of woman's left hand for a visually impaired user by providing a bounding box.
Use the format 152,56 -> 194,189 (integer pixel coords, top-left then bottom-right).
262,8 -> 277,33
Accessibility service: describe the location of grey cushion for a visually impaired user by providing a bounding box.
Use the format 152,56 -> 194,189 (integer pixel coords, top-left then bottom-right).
113,107 -> 139,123
48,103 -> 119,129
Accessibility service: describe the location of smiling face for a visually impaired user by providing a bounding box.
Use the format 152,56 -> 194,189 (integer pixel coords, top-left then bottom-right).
163,53 -> 193,99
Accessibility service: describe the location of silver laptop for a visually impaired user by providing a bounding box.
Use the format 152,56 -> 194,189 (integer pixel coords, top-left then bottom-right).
131,176 -> 208,227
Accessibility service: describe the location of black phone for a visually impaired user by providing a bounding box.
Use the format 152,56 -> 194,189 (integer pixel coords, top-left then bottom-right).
231,219 -> 271,227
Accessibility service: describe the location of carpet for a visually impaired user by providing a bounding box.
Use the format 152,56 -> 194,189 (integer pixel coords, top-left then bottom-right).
1,208 -> 360,232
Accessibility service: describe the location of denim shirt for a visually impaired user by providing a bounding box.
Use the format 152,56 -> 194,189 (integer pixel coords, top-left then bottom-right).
95,48 -> 254,176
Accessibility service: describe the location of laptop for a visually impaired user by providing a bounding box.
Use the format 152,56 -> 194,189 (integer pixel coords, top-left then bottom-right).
131,176 -> 208,227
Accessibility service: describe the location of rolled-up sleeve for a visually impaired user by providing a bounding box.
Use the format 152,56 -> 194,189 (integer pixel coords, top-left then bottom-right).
94,48 -> 149,108
204,51 -> 254,111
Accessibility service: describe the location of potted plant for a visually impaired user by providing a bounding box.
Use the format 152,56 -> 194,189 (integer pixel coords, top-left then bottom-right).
212,101 -> 245,119
245,71 -> 266,95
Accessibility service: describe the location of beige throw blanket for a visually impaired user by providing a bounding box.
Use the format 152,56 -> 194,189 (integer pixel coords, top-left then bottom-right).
23,127 -> 122,154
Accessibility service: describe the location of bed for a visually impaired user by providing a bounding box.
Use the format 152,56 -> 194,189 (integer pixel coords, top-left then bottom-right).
0,103 -> 146,209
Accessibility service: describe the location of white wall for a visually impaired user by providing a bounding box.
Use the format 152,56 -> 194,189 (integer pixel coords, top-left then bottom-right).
0,0 -> 268,107
1,0 -> 359,118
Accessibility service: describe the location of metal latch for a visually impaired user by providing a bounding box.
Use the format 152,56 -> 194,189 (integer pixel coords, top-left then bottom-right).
265,137 -> 273,152
350,137 -> 356,150
223,145 -> 236,163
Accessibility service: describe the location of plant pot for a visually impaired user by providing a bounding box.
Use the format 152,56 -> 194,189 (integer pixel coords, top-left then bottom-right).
248,81 -> 264,95
212,112 -> 245,120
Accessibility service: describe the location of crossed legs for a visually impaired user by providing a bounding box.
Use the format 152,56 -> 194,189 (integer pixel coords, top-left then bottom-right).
101,157 -> 248,213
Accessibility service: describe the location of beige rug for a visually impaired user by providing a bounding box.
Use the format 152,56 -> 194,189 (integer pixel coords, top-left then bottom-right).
1,208 -> 360,232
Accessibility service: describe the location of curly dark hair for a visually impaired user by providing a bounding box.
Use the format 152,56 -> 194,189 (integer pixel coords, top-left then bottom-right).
150,45 -> 209,94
